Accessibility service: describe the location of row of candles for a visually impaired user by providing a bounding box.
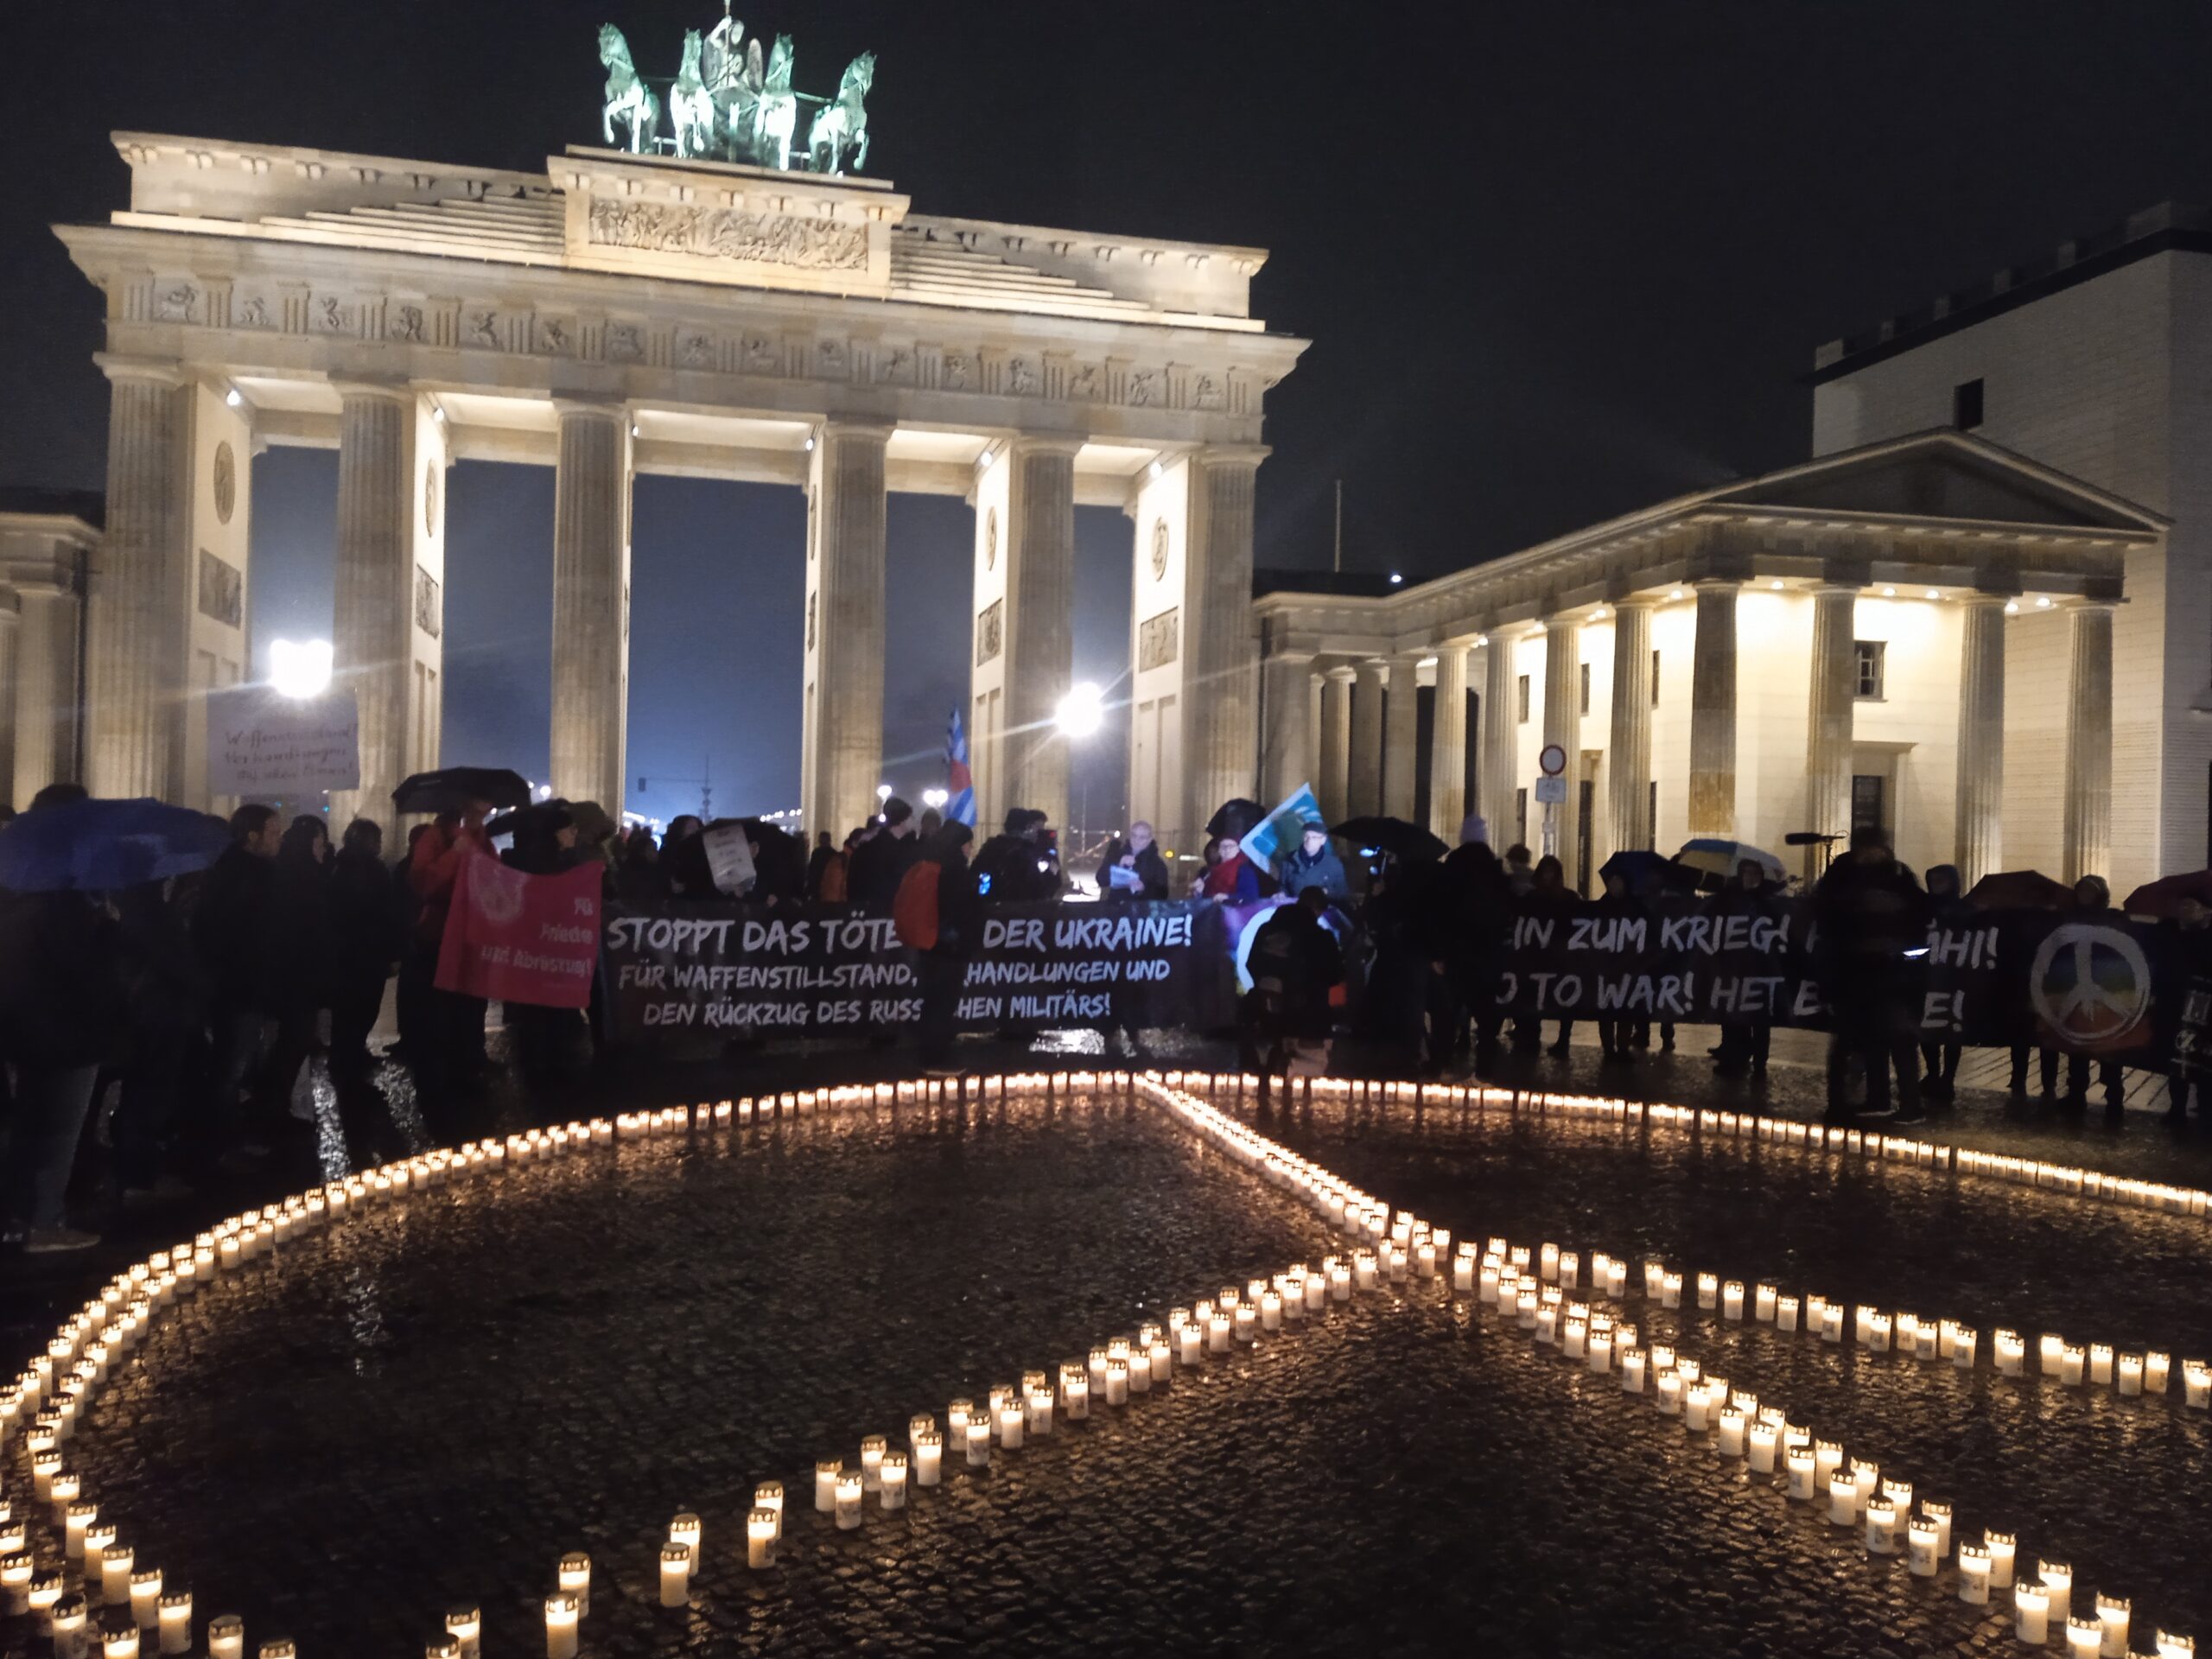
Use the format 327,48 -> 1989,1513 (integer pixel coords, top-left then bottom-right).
1157,1072 -> 2200,1656
521,1071 -> 1395,1656
2,1071 -> 1122,1658
1166,1071 -> 2212,1224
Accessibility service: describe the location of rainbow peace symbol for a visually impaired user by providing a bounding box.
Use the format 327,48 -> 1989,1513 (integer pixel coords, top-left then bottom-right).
2028,921 -> 2151,1046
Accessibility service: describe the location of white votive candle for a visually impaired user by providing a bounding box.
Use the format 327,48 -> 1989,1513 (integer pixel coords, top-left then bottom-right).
1959,1544 -> 1992,1604
545,1592 -> 580,1659
130,1569 -> 162,1628
2185,1363 -> 2211,1410
1997,1330 -> 2025,1376
1864,1497 -> 1897,1554
1620,1351 -> 1647,1395
835,1470 -> 863,1529
861,1434 -> 887,1490
2040,1332 -> 2066,1376
998,1401 -> 1025,1448
156,1591 -> 191,1656
2119,1355 -> 2144,1396
2096,1595 -> 2130,1657
1778,1295 -> 1800,1332
2040,1562 -> 2072,1624
1748,1422 -> 1778,1472
669,1513 -> 702,1560
1987,1531 -> 2018,1588
880,1452 -> 908,1510
100,1544 -> 134,1607
207,1613 -> 243,1659
2061,1345 -> 2085,1386
915,1430 -> 943,1485
447,1603 -> 481,1656
2147,1351 -> 2171,1394
1907,1516 -> 1940,1576
965,1419 -> 991,1467
747,1508 -> 779,1570
1723,1281 -> 1745,1321
658,1544 -> 691,1607
101,1627 -> 137,1658
2065,1618 -> 2102,1659
1953,1328 -> 1978,1369
1785,1449 -> 1817,1500
1827,1474 -> 1858,1526
2089,1344 -> 2113,1386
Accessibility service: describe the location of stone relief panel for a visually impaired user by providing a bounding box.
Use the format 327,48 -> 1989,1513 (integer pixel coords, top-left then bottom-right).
675,328 -> 716,370
743,334 -> 781,374
976,598 -> 1003,666
1149,518 -> 1168,582
315,295 -> 356,336
155,282 -> 199,323
213,442 -> 236,526
414,566 -> 442,639
197,549 -> 243,629
1138,607 -> 1179,671
390,302 -> 427,343
423,464 -> 440,537
983,507 -> 998,572
587,200 -> 868,270
605,321 -> 645,363
534,315 -> 575,356
232,292 -> 272,329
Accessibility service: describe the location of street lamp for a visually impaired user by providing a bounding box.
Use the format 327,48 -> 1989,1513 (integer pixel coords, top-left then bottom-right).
268,639 -> 333,700
921,787 -> 948,810
1055,683 -> 1104,740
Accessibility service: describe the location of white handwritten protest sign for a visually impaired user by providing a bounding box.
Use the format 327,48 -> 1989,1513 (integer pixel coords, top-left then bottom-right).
207,690 -> 361,796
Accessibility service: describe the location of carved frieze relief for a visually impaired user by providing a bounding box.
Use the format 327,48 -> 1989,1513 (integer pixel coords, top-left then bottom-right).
1138,607 -> 1179,671
586,200 -> 868,271
976,598 -> 1002,665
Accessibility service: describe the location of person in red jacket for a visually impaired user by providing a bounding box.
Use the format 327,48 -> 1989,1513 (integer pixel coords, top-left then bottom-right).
404,799 -> 492,1106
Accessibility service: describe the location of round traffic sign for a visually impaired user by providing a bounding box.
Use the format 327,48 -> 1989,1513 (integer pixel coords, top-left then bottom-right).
1538,743 -> 1567,777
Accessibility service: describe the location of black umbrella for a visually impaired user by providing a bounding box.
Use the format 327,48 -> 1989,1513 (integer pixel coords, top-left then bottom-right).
1206,798 -> 1268,840
1332,816 -> 1447,862
391,767 -> 532,815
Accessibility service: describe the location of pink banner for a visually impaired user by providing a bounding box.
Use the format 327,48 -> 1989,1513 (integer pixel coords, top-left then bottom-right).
435,853 -> 601,1009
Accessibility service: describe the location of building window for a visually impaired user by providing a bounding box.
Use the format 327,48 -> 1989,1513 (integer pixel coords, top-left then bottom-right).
1516,673 -> 1530,724
1579,662 -> 1591,716
1852,774 -> 1886,840
1853,639 -> 1885,700
1953,378 -> 1984,431
1650,648 -> 1662,708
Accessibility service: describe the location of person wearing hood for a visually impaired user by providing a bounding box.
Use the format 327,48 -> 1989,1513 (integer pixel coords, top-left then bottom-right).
1272,821 -> 1350,903
327,818 -> 399,1076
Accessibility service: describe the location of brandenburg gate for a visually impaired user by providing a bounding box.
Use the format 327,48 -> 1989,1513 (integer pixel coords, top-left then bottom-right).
56,66 -> 1304,846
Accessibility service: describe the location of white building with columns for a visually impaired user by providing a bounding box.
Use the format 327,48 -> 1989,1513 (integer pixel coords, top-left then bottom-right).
0,492 -> 94,810
52,132 -> 1305,846
1255,430 -> 2160,895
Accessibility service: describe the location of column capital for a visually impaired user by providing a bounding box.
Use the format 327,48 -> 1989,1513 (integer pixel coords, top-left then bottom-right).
1196,442 -> 1271,471
1007,432 -> 1085,461
2069,596 -> 2120,614
1607,593 -> 1658,612
1810,580 -> 1862,598
820,419 -> 896,445
93,353 -> 187,390
330,377 -> 416,407
1323,664 -> 1357,684
551,394 -> 628,422
1960,589 -> 2012,610
1692,575 -> 1741,594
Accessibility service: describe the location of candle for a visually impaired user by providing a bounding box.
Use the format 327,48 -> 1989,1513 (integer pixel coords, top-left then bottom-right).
1814,1440 -> 1844,1486
2089,1344 -> 2113,1386
101,1544 -> 134,1606
1821,1305 -> 1845,1344
909,1413 -> 935,1453
1661,1272 -> 1682,1309
1104,1358 -> 1129,1407
2041,1562 -> 2072,1624
130,1568 -> 162,1628
1864,1497 -> 1897,1554
1722,1281 -> 1745,1321
2061,1345 -> 2085,1386
1907,1516 -> 1940,1576
2186,1363 -> 2211,1410
1559,1249 -> 1579,1287
915,1430 -> 943,1485
1953,1328 -> 1979,1369
815,1459 -> 842,1513
53,1595 -> 88,1659
861,1434 -> 887,1489
1924,1500 -> 1953,1558
2147,1351 -> 2171,1394
880,1452 -> 908,1510
1827,1474 -> 1858,1526
1147,1341 -> 1172,1390
257,1643 -> 294,1659
29,1574 -> 62,1627
1587,1332 -> 1613,1374
1987,1531 -> 2018,1589
669,1513 -> 702,1560
998,1399 -> 1025,1448
1852,1459 -> 1879,1511
949,1397 -> 973,1438
207,1614 -> 243,1659
1607,1261 -> 1629,1300
1754,1283 -> 1777,1322
1620,1351 -> 1647,1395
545,1592 -> 580,1659
2064,1619 -> 2102,1659
1778,1295 -> 1800,1332
1694,1272 -> 1718,1310
1208,1313 -> 1232,1353
747,1507 -> 780,1570
1656,1372 -> 1682,1416
101,1628 -> 137,1658
2120,1355 -> 2144,1396
1748,1422 -> 1778,1473
2156,1633 -> 2194,1658
658,1544 -> 691,1607
835,1470 -> 864,1529
446,1604 -> 480,1657
1998,1330 -> 2026,1376
1785,1448 -> 1816,1501
2096,1596 -> 2130,1658
560,1549 -> 593,1615
2040,1332 -> 2065,1376
1959,1544 -> 1992,1605
965,1419 -> 991,1467
1064,1366 -> 1090,1421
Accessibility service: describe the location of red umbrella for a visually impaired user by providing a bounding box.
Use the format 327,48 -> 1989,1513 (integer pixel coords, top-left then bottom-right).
2123,869 -> 2212,918
1966,869 -> 2072,910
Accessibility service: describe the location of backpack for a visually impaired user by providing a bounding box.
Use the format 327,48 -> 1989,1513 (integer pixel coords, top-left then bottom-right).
893,859 -> 940,949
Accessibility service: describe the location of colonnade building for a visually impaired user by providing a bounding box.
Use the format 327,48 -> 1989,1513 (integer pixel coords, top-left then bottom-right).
47,133 -> 1306,849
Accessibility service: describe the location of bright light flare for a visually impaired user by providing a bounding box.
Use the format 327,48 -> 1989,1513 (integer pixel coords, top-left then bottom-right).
1056,683 -> 1105,740
268,639 -> 334,700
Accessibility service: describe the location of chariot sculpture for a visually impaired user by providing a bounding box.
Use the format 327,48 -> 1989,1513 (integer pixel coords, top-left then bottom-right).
595,10 -> 874,175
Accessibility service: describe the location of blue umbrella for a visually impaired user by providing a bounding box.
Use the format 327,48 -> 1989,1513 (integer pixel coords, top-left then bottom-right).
0,798 -> 232,893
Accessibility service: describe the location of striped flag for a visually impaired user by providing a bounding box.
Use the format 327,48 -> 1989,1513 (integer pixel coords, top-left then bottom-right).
944,708 -> 976,827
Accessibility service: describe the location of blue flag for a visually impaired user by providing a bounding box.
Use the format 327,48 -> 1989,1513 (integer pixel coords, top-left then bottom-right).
944,709 -> 976,828
1239,783 -> 1324,873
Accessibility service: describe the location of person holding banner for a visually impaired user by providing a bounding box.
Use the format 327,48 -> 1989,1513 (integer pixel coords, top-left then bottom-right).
910,823 -> 979,1071
408,800 -> 493,1109
1273,822 -> 1350,902
1099,821 -> 1171,900
1812,823 -> 1930,1123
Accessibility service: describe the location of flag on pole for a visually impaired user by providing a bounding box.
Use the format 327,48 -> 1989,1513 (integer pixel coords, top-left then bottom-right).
1239,782 -> 1325,872
944,708 -> 976,827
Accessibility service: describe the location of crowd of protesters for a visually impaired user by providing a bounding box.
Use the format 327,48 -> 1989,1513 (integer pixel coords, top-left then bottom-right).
0,773 -> 2201,1251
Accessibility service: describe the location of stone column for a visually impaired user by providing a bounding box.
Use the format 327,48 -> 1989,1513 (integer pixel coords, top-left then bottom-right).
1954,593 -> 2007,885
1318,666 -> 1353,826
0,598 -> 17,810
12,583 -> 75,806
1185,448 -> 1265,840
1260,645 -> 1313,806
1479,633 -> 1516,834
1606,598 -> 1655,855
1003,437 -> 1079,831
804,423 -> 890,839
1688,580 -> 1739,838
550,400 -> 632,813
1382,651 -> 1422,821
1541,615 -> 1581,880
85,358 -> 188,799
1349,660 -> 1386,817
1805,583 -> 1858,872
2063,601 -> 2113,884
329,383 -> 416,832
1428,644 -> 1469,842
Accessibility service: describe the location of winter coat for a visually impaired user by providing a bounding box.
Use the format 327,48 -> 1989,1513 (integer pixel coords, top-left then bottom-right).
0,888 -> 128,1068
849,829 -> 922,913
268,849 -> 334,1014
929,844 -> 983,957
329,848 -> 401,979
1200,851 -> 1262,902
1246,906 -> 1344,1037
1812,853 -> 1930,993
410,822 -> 488,946
115,883 -> 209,1042
194,843 -> 280,1011
973,834 -> 1056,903
1274,841 -> 1351,901
815,852 -> 849,905
805,843 -> 839,901
1100,838 -> 1172,900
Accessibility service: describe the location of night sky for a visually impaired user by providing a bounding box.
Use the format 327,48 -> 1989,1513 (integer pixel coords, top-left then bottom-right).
10,2 -> 2212,830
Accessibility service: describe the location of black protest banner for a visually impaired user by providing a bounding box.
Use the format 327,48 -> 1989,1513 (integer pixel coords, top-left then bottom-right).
601,899 -> 1232,1041
1493,899 -> 2188,1063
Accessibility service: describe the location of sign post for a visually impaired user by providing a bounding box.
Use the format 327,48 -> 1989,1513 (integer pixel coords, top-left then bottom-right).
1535,742 -> 1568,859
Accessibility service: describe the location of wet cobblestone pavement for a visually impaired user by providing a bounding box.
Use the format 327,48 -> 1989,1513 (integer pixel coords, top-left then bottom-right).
5,1066 -> 2210,1656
